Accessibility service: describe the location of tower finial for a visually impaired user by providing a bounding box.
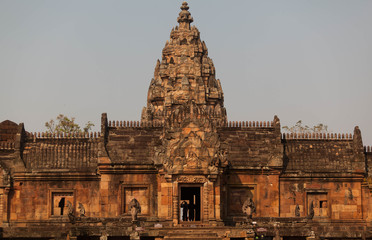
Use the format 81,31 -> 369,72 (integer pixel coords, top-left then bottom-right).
177,2 -> 193,29
181,1 -> 189,11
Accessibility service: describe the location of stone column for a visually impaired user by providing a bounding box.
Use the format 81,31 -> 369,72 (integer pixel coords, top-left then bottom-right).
0,193 -> 3,226
1,188 -> 10,225
203,181 -> 209,222
172,181 -> 179,225
210,181 -> 215,220
214,176 -> 221,221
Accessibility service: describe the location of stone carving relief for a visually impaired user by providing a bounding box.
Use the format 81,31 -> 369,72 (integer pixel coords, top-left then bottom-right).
129,198 -> 141,221
0,166 -> 10,187
66,200 -> 75,223
308,201 -> 314,219
145,1 -> 230,175
176,175 -> 206,183
78,202 -> 85,217
141,2 -> 227,128
295,204 -> 300,217
242,197 -> 256,219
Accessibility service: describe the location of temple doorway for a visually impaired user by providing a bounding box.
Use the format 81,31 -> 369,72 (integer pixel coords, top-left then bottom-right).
180,186 -> 201,222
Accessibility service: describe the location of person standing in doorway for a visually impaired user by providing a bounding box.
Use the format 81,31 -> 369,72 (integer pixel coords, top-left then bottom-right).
181,201 -> 188,221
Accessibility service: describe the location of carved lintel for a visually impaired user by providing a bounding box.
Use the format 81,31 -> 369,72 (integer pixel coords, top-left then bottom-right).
176,175 -> 207,183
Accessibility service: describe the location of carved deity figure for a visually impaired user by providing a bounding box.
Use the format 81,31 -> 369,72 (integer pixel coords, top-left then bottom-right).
242,197 -> 256,219
66,200 -> 75,222
308,201 -> 314,219
78,202 -> 85,217
129,198 -> 141,221
295,204 -> 300,217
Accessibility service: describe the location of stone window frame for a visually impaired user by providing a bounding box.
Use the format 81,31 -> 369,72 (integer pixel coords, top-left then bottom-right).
121,184 -> 150,216
305,189 -> 330,218
48,189 -> 76,218
227,184 -> 257,217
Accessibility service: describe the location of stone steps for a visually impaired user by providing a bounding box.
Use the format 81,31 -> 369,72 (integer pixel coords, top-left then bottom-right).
164,229 -> 220,240
164,238 -> 221,240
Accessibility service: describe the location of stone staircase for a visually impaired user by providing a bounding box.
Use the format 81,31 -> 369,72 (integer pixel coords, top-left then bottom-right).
163,228 -> 221,240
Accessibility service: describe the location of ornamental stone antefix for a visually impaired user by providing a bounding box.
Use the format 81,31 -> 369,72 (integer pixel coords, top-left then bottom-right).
146,2 -> 229,175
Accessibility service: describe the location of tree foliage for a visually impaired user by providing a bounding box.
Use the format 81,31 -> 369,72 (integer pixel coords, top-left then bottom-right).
45,114 -> 94,134
282,120 -> 328,133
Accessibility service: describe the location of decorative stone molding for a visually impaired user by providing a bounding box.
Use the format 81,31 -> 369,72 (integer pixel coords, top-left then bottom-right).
176,175 -> 207,183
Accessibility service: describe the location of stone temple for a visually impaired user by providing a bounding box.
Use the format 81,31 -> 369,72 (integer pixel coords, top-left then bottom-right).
0,2 -> 372,240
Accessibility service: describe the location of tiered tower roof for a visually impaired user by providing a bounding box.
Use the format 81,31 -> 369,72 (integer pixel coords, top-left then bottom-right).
141,2 -> 226,127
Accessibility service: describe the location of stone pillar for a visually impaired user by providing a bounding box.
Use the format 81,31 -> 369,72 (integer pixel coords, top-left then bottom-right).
172,181 -> 179,225
0,193 -> 3,226
214,176 -> 221,221
2,188 -> 10,224
203,181 -> 209,221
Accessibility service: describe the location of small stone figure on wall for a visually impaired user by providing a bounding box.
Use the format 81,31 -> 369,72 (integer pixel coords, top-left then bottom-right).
242,197 -> 256,219
295,204 -> 300,217
129,198 -> 141,222
78,202 -> 85,217
308,201 -> 314,219
66,200 -> 75,223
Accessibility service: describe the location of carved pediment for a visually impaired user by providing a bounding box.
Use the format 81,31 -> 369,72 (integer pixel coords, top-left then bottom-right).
154,109 -> 228,174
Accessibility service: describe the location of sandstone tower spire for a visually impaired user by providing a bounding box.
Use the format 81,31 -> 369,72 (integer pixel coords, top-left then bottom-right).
141,2 -> 227,127
177,1 -> 193,30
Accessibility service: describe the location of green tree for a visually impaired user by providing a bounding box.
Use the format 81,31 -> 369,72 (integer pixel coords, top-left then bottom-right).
282,120 -> 328,134
45,114 -> 94,134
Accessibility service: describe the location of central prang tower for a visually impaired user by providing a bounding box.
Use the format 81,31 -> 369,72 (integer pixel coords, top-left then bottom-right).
141,2 -> 227,128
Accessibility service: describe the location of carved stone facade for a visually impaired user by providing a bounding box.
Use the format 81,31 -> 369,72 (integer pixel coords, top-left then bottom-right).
1,2 -> 372,240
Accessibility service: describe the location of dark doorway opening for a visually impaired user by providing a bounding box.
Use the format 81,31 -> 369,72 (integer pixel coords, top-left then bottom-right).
180,186 -> 201,222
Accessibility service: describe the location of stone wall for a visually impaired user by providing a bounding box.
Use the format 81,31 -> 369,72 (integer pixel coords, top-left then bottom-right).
22,136 -> 99,171
8,176 -> 100,221
0,120 -> 18,142
106,125 -> 163,164
280,179 -> 363,219
225,173 -> 280,218
218,116 -> 282,169
366,146 -> 372,178
98,173 -> 157,218
284,139 -> 363,173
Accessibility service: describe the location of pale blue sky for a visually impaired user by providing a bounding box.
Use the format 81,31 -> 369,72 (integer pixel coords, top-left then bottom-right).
1,0 -> 371,145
